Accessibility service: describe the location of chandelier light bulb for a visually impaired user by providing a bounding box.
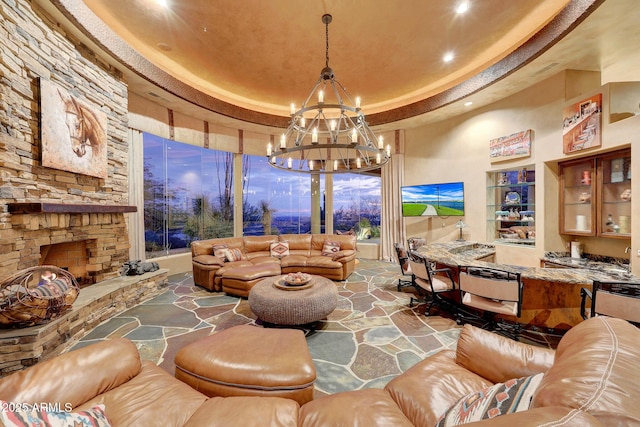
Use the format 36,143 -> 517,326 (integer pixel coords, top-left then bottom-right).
280,134 -> 286,149
356,157 -> 361,168
333,159 -> 338,171
376,153 -> 381,164
386,144 -> 391,157
352,128 -> 357,143
330,120 -> 336,131
318,90 -> 324,103
287,157 -> 292,169
267,143 -> 272,156
378,135 -> 384,149
312,127 -> 318,143
300,117 -> 305,128
355,97 -> 361,109
309,160 -> 314,170
290,103 -> 296,115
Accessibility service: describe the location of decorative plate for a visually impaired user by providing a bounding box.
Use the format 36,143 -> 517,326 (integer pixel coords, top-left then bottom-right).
505,191 -> 521,205
283,273 -> 312,286
274,278 -> 314,291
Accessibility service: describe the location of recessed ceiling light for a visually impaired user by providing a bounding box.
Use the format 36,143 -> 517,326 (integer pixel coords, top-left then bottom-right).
156,0 -> 168,7
157,43 -> 172,51
456,2 -> 470,14
464,101 -> 473,106
443,52 -> 455,63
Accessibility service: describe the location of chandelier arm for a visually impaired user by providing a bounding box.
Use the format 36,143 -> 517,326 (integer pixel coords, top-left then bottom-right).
333,78 -> 356,106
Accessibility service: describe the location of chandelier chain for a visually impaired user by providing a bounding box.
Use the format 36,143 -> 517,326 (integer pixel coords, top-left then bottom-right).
325,16 -> 330,69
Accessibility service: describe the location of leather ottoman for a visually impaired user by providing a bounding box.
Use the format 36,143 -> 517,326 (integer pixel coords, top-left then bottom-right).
221,264 -> 281,297
174,324 -> 316,405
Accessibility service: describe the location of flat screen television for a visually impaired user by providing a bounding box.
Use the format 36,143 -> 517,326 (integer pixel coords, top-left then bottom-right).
401,182 -> 465,217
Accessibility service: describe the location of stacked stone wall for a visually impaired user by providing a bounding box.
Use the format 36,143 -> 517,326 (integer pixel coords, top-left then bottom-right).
0,0 -> 130,279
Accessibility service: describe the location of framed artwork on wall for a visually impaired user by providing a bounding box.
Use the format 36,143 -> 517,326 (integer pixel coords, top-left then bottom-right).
562,94 -> 602,154
40,79 -> 108,178
489,129 -> 532,163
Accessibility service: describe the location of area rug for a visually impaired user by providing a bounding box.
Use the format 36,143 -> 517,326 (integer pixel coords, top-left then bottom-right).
72,259 -> 461,397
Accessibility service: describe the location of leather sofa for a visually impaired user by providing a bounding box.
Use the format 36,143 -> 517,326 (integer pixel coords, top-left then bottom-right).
191,234 -> 357,294
0,316 -> 638,426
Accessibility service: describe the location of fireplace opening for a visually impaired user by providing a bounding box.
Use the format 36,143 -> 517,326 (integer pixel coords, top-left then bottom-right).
40,240 -> 94,287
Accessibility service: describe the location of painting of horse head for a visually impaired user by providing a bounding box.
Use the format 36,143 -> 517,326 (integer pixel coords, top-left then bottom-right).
40,79 -> 108,178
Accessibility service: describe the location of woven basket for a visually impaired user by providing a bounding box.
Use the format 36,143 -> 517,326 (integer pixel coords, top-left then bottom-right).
0,266 -> 80,327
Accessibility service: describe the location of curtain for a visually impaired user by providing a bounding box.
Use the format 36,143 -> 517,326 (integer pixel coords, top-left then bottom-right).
380,153 -> 405,262
128,128 -> 145,261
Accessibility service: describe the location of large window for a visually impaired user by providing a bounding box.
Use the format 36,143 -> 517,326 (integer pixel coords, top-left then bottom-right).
142,133 -> 382,258
143,133 -> 234,258
333,173 -> 382,241
242,155 -> 316,235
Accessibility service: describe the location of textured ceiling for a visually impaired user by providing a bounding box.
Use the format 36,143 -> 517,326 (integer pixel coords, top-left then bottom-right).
41,0 -> 640,129
80,0 -> 569,115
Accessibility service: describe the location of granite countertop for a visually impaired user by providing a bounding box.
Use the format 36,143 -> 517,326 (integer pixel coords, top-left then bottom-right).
416,242 -> 637,285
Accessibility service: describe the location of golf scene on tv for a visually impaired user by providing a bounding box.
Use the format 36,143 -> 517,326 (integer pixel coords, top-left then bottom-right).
401,182 -> 465,217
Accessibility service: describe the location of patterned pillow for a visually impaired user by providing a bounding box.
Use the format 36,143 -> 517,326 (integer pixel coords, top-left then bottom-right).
321,240 -> 341,256
435,373 -> 544,426
29,278 -> 70,299
222,248 -> 244,262
0,401 -> 111,427
212,244 -> 229,261
270,241 -> 290,258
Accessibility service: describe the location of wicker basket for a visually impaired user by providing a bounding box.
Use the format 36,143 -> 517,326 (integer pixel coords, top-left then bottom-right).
0,266 -> 80,327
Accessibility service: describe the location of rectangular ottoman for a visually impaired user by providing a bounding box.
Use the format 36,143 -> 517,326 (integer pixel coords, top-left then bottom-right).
174,324 -> 316,405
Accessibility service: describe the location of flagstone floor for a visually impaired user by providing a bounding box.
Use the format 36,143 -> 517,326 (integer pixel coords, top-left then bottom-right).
71,259 -> 463,397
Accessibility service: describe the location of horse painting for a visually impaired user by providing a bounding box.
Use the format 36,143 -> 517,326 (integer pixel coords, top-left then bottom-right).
59,89 -> 106,158
40,79 -> 108,178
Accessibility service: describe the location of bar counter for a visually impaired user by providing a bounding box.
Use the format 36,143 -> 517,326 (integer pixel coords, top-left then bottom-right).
416,242 -> 636,331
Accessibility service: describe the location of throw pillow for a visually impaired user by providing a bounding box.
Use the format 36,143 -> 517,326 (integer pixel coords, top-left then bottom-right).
270,241 -> 290,258
0,401 -> 111,427
222,248 -> 244,262
435,373 -> 544,426
29,278 -> 70,298
321,240 -> 341,256
212,244 -> 229,261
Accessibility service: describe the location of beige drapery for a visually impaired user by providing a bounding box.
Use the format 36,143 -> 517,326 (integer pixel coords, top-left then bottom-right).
380,153 -> 405,262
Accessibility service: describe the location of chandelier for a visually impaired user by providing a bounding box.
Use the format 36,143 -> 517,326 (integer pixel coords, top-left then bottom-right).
267,14 -> 390,174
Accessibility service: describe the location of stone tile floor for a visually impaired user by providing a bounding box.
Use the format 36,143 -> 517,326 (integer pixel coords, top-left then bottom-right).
72,259 -> 462,397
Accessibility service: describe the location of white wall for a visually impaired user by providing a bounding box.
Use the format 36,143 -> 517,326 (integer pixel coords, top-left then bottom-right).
403,70 -> 639,274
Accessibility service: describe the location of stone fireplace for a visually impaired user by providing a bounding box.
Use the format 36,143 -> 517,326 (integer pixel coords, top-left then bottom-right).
4,203 -> 137,284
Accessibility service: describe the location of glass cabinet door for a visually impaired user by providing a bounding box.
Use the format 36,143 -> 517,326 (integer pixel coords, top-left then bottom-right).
598,149 -> 631,237
560,158 -> 596,235
487,167 -> 535,245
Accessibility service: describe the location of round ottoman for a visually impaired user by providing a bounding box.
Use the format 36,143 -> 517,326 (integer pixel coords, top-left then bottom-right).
174,324 -> 316,405
248,275 -> 338,326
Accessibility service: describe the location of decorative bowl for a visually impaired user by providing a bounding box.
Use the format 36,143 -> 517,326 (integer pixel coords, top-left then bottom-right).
283,272 -> 312,286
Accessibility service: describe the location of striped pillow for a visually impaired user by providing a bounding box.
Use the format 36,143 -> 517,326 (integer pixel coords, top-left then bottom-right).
29,279 -> 70,299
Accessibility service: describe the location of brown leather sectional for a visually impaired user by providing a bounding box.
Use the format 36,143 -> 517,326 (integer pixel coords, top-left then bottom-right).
191,234 -> 357,296
0,316 -> 638,426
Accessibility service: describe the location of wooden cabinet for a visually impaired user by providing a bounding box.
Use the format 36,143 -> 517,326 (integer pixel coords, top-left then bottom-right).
487,167 -> 535,245
559,148 -> 631,238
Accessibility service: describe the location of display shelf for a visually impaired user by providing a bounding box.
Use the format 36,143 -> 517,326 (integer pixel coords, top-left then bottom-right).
487,167 -> 535,246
